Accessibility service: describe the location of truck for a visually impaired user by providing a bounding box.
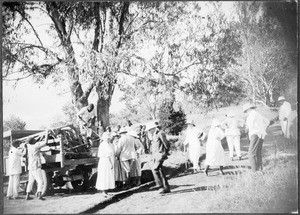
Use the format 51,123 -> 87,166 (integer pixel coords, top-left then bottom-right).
3,125 -> 99,196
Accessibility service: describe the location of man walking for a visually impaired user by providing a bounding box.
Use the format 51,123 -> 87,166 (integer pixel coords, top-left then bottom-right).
243,104 -> 270,172
146,122 -> 171,194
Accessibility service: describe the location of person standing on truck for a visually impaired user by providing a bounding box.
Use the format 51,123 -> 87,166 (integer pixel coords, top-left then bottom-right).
7,140 -> 26,200
25,130 -> 49,200
77,103 -> 96,145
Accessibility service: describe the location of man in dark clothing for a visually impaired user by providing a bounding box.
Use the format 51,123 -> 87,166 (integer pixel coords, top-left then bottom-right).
146,122 -> 171,194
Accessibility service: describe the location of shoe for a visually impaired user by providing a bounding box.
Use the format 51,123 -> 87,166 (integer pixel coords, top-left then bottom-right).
25,193 -> 32,200
7,196 -> 13,200
152,185 -> 162,190
159,189 -> 171,194
239,157 -> 242,161
37,192 -> 45,201
12,196 -> 21,200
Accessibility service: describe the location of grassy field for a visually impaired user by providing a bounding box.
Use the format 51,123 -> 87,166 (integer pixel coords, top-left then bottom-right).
205,152 -> 298,213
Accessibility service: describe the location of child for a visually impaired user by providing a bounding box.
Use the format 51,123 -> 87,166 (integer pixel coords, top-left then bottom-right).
7,140 -> 26,200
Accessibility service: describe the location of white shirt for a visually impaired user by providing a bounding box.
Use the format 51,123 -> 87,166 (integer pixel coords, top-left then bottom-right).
27,141 -> 47,171
223,117 -> 241,136
8,147 -> 26,175
246,109 -> 270,139
279,101 -> 292,121
77,106 -> 96,124
115,134 -> 137,161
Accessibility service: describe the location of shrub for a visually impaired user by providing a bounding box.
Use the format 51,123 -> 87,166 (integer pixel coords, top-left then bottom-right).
158,99 -> 186,135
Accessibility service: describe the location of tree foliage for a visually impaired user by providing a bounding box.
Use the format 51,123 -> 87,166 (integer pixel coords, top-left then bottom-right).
3,114 -> 26,131
157,98 -> 186,135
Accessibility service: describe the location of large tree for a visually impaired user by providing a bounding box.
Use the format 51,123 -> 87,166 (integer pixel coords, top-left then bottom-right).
2,2 -> 157,128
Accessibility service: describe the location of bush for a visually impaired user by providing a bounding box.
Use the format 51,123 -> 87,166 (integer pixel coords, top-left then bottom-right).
158,99 -> 186,135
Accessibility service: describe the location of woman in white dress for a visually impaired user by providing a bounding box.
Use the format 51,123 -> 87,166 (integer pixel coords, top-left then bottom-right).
183,120 -> 205,173
95,132 -> 115,197
204,119 -> 226,176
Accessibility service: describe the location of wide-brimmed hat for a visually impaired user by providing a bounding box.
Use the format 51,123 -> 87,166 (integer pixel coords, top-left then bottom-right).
28,137 -> 37,145
278,96 -> 286,102
101,132 -> 111,140
242,103 -> 256,113
146,121 -> 158,131
128,130 -> 139,138
226,111 -> 235,117
118,127 -> 128,134
186,119 -> 195,126
211,119 -> 221,127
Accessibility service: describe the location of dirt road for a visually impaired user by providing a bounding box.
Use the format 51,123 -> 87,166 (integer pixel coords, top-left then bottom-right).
3,123 -> 296,214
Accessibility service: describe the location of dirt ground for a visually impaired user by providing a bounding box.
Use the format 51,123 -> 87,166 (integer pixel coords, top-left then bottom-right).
2,122 -> 297,214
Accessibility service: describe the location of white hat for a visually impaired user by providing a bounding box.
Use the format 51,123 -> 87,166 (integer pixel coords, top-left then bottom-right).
186,119 -> 195,126
278,96 -> 286,102
146,121 -> 158,131
211,119 -> 221,127
242,103 -> 256,113
128,130 -> 139,138
226,111 -> 235,117
101,132 -> 111,140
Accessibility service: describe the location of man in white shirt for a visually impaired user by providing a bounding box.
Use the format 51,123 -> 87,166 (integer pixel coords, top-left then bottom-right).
115,128 -> 136,188
7,140 -> 26,200
243,104 -> 270,172
277,96 -> 292,139
77,103 -> 96,144
223,112 -> 241,161
25,130 -> 49,200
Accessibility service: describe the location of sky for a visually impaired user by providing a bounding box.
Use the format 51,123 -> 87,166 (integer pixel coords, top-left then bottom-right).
2,1 -> 235,130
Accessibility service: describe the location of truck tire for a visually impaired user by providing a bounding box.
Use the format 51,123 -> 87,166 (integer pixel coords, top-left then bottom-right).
29,170 -> 51,197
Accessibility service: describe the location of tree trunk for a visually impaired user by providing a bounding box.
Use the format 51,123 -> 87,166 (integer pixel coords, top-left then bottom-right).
96,81 -> 115,129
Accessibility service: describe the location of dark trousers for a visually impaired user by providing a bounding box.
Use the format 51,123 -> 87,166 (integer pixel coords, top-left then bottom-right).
248,134 -> 264,172
151,155 -> 170,191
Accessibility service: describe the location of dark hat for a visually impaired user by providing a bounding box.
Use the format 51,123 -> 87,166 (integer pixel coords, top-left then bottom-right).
28,137 -> 37,145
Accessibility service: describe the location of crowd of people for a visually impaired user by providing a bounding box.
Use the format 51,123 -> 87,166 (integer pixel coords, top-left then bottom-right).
6,96 -> 294,200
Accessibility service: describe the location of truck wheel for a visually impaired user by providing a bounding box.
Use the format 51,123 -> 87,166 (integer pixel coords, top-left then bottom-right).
29,170 -> 51,197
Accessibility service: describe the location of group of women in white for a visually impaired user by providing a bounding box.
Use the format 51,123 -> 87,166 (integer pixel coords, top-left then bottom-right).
95,127 -> 144,197
183,111 -> 243,176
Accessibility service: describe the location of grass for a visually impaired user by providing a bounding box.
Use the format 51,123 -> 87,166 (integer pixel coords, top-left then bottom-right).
204,151 -> 298,213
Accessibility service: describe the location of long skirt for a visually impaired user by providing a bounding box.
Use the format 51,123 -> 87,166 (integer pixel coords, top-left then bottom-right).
130,158 -> 141,177
114,159 -> 126,182
96,156 -> 115,190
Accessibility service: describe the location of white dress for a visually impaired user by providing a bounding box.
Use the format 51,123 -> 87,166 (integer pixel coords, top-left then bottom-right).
95,140 -> 115,191
205,126 -> 225,166
183,127 -> 204,170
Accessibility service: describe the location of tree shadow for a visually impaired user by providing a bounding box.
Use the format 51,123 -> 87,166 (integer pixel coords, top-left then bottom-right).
161,185 -> 222,196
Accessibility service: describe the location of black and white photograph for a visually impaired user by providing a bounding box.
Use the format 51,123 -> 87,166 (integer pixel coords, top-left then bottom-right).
2,1 -> 298,213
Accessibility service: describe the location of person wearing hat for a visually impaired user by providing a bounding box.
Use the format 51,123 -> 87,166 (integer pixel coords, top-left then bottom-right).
146,121 -> 171,194
243,103 -> 270,172
95,132 -> 116,197
77,103 -> 96,144
204,119 -> 226,176
25,130 -> 49,200
128,130 -> 144,186
115,127 -> 137,189
7,140 -> 26,200
223,112 -> 242,161
277,96 -> 292,139
183,120 -> 206,173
